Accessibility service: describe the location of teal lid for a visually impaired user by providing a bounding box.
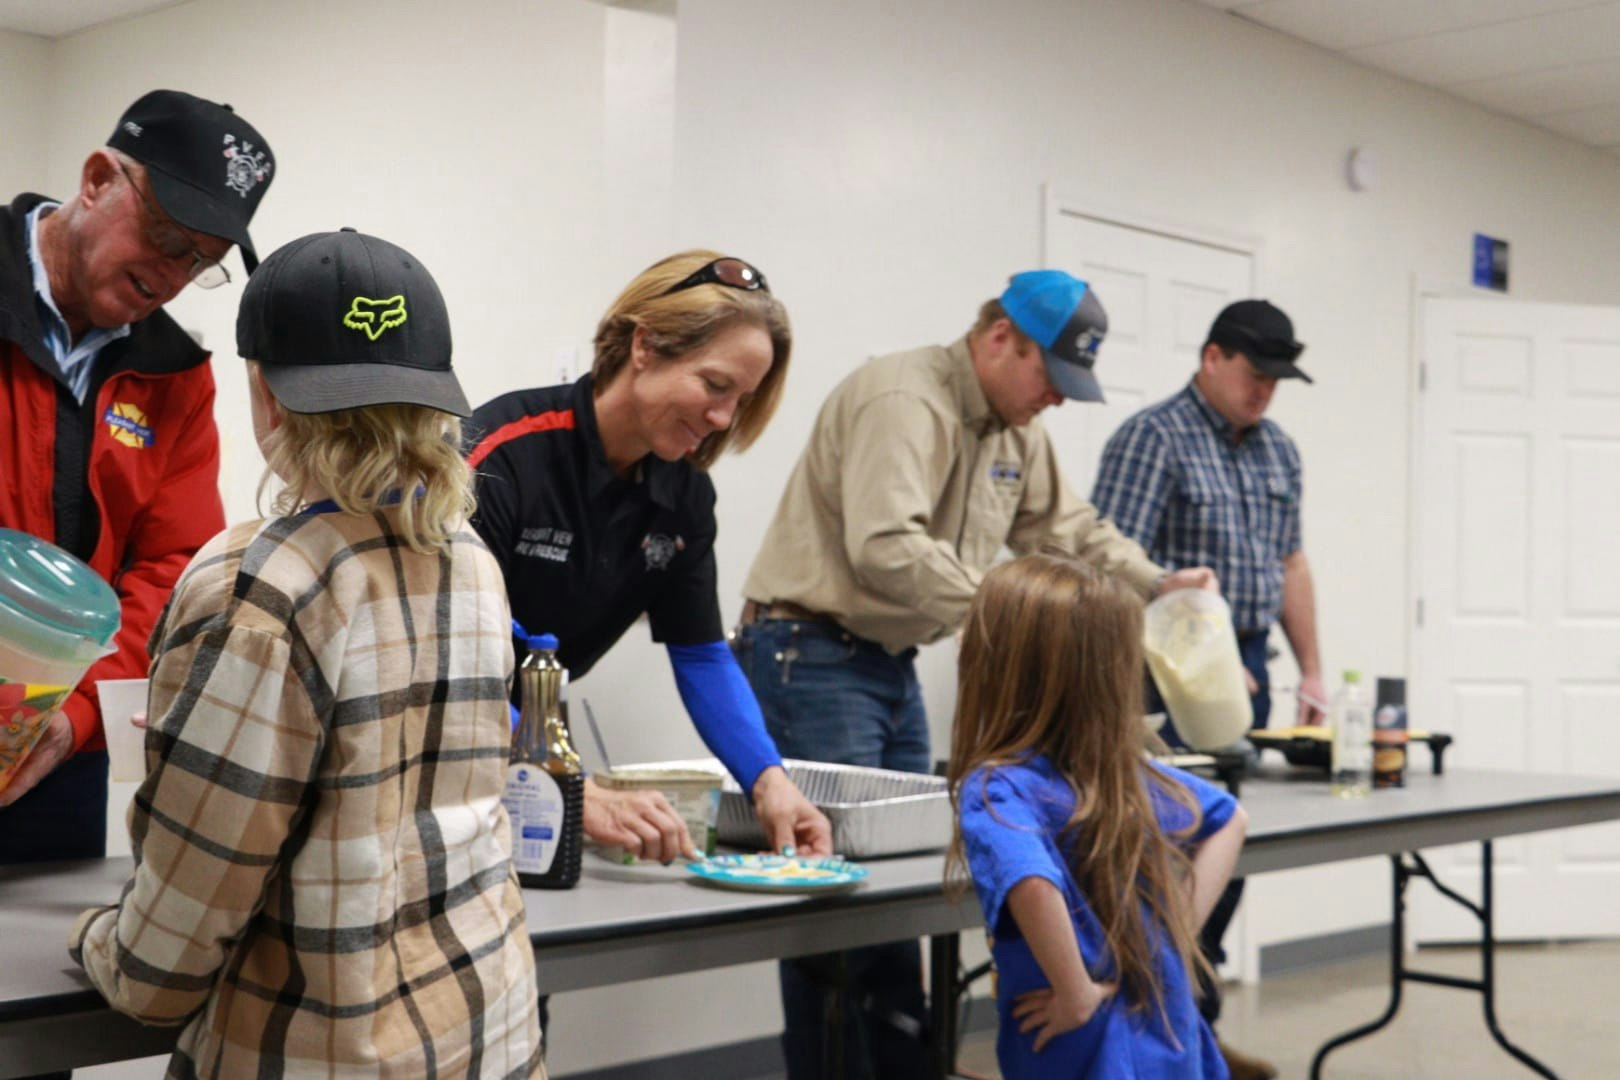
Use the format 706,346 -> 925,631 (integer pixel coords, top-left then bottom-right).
0,529 -> 120,647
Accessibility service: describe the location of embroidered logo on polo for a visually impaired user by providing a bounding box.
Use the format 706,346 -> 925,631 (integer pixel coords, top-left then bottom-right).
221,133 -> 272,198
516,526 -> 572,563
343,295 -> 408,341
104,402 -> 154,449
641,533 -> 685,571
989,461 -> 1021,489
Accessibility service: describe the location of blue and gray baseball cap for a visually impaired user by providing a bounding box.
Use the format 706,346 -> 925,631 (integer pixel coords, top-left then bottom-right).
999,270 -> 1108,403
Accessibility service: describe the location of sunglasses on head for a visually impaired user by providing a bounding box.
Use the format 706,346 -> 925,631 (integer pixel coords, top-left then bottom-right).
661,256 -> 770,298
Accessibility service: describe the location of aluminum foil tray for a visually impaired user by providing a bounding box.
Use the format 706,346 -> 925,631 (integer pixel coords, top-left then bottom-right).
718,758 -> 951,858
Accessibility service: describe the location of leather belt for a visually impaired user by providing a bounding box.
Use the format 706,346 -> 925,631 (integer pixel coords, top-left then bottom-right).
741,599 -> 837,625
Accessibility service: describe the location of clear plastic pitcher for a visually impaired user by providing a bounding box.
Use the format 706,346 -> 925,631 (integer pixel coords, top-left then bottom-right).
0,529 -> 120,794
1142,587 -> 1252,751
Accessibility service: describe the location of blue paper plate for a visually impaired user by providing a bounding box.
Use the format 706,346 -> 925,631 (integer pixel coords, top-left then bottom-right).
686,853 -> 869,893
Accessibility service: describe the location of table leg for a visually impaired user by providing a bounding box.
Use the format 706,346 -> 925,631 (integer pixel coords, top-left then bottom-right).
1476,842 -> 1557,1078
1309,843 -> 1559,1079
1308,854 -> 1406,1078
929,932 -> 960,1079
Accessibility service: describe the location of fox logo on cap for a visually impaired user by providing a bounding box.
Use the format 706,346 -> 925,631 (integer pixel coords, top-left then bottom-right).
343,295 -> 408,341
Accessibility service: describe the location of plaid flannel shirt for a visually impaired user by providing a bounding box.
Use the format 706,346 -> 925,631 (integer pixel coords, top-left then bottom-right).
70,507 -> 544,1079
1090,381 -> 1303,633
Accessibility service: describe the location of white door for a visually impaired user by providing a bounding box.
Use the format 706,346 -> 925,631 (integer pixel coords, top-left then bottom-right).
1412,296 -> 1620,941
1041,207 -> 1253,496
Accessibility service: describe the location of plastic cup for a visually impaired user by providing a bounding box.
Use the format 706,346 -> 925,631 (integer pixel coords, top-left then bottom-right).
97,679 -> 150,783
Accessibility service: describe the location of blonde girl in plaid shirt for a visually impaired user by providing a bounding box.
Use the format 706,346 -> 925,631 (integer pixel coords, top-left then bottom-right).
71,231 -> 544,1078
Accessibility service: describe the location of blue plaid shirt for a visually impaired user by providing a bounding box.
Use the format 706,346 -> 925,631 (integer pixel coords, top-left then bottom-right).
1091,381 -> 1302,634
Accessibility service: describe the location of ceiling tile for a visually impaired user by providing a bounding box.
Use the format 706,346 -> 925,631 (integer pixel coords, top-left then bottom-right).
1218,0 -> 1603,53
1348,4 -> 1620,86
0,0 -> 183,38
1452,58 -> 1620,117
1536,101 -> 1620,143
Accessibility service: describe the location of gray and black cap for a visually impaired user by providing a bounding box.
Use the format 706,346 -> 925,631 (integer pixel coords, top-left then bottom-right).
235,229 -> 470,417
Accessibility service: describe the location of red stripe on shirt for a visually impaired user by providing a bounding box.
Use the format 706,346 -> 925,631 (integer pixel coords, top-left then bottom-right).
467,408 -> 575,468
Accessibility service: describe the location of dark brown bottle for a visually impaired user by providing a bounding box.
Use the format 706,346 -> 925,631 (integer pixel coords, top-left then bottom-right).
504,633 -> 584,889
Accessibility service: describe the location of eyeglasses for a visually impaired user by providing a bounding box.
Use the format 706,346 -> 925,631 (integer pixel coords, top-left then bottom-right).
116,161 -> 231,289
660,257 -> 770,298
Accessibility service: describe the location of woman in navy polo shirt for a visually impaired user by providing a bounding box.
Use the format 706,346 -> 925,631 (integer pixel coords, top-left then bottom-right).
469,250 -> 830,862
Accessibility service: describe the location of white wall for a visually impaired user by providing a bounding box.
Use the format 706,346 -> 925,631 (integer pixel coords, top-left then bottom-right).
0,29 -> 51,198
21,0 -> 1620,1074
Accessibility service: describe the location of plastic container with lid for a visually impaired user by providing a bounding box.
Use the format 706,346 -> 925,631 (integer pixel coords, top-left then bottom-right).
0,529 -> 121,794
1142,587 -> 1253,751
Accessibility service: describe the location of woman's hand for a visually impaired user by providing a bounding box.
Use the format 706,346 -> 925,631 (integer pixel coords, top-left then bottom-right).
1012,979 -> 1119,1053
751,766 -> 833,856
581,776 -> 695,863
0,711 -> 73,808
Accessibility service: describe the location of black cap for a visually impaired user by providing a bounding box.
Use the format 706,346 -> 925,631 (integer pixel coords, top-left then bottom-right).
1207,299 -> 1310,383
108,89 -> 274,272
236,229 -> 470,417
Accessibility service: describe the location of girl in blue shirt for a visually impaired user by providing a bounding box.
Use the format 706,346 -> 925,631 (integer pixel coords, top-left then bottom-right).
948,554 -> 1248,1078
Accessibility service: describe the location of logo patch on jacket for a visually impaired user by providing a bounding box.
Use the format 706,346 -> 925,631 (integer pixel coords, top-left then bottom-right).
642,533 -> 685,571
989,461 -> 1022,489
104,402 -> 154,448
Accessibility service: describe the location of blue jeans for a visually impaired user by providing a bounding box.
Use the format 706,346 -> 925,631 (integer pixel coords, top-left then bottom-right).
736,619 -> 933,1080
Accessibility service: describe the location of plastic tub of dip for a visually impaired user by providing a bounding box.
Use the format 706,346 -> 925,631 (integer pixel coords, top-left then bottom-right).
0,529 -> 120,795
595,764 -> 724,860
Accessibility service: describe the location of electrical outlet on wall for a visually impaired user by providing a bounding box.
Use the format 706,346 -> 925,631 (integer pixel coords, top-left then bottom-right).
555,346 -> 577,386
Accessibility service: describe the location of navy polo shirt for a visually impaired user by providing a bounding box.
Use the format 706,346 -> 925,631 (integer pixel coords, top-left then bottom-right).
467,374 -> 725,680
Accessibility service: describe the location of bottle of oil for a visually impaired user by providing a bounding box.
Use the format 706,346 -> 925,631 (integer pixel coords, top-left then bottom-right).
1330,669 -> 1373,799
504,632 -> 584,888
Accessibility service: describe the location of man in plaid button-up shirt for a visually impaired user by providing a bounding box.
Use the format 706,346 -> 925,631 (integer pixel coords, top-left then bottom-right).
1092,299 -> 1323,731
1090,299 -> 1321,1080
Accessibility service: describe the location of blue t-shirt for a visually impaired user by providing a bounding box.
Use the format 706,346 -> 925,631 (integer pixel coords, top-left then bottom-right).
959,755 -> 1237,1079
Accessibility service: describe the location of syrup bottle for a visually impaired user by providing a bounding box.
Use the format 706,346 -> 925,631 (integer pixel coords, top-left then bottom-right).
504,632 -> 584,888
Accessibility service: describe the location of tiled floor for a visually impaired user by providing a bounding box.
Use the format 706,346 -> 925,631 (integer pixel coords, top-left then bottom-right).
952,939 -> 1620,1079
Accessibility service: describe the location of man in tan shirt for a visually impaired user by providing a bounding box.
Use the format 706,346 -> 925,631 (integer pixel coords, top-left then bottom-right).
736,269 -> 1214,1080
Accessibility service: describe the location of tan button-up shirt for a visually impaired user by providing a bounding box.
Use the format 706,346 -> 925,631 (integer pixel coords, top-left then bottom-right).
744,337 -> 1163,653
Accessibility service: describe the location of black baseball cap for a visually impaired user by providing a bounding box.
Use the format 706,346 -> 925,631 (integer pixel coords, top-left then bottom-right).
108,89 -> 274,272
1206,299 -> 1310,382
236,229 -> 470,417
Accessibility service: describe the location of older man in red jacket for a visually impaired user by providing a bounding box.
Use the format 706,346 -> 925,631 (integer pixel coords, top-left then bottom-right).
0,91 -> 275,865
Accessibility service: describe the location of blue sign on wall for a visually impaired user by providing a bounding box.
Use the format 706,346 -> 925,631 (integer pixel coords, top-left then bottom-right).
1473,233 -> 1509,291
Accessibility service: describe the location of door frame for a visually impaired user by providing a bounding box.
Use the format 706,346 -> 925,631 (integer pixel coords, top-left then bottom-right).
1041,184 -> 1262,270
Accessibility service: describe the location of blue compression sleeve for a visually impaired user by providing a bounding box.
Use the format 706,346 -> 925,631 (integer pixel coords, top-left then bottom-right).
667,640 -> 783,792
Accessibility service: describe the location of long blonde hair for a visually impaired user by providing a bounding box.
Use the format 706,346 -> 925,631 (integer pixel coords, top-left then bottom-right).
251,364 -> 475,554
946,554 -> 1213,1027
591,249 -> 791,469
